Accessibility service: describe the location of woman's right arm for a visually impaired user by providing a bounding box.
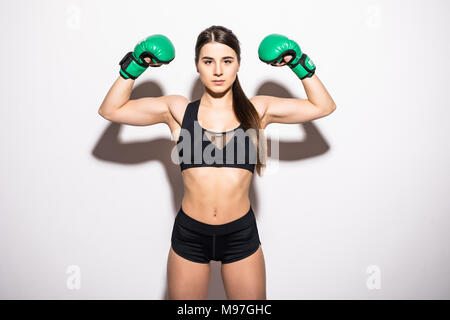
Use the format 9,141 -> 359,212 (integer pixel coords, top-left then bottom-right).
98,76 -> 173,126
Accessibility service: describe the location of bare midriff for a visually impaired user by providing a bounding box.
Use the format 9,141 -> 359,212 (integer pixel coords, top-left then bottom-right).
180,167 -> 253,225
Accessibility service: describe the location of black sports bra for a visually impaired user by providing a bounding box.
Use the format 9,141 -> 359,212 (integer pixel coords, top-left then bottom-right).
176,99 -> 257,173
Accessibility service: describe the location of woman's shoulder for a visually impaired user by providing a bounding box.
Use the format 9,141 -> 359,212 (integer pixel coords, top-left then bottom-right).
166,95 -> 190,127
249,95 -> 270,128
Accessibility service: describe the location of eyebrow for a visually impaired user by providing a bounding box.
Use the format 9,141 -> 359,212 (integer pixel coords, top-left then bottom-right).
201,56 -> 235,60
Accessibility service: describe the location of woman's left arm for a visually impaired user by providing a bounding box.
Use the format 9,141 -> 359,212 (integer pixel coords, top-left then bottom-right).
252,74 -> 336,127
256,34 -> 337,126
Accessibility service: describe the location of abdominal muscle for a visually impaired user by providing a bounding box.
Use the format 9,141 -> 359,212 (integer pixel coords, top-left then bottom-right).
180,167 -> 253,225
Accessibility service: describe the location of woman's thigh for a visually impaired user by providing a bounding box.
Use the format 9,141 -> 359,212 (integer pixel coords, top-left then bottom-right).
220,245 -> 266,300
167,247 -> 211,300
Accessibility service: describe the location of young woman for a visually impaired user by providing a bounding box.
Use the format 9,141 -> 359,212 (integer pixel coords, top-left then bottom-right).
98,25 -> 336,300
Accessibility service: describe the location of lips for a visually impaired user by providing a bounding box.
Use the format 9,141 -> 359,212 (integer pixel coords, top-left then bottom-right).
212,80 -> 225,85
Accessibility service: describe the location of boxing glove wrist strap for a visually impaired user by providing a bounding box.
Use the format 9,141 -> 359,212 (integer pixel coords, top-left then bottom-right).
288,53 -> 316,80
119,51 -> 149,80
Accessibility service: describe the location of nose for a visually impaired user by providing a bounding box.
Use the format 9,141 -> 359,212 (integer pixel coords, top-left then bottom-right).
214,63 -> 223,76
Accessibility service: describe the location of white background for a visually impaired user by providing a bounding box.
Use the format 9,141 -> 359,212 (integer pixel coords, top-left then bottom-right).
0,0 -> 449,299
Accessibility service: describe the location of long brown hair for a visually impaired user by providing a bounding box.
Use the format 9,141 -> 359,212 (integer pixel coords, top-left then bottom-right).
194,25 -> 267,176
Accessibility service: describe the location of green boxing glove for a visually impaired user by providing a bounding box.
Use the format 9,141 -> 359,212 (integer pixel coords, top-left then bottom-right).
119,34 -> 175,80
258,34 -> 316,80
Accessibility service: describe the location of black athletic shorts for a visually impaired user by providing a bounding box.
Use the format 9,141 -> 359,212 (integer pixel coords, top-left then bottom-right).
171,205 -> 261,264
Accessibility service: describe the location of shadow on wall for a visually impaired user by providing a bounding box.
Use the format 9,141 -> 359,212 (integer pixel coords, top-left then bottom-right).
91,77 -> 331,300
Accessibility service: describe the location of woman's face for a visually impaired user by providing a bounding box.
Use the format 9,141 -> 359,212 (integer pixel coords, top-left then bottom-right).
196,42 -> 240,92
